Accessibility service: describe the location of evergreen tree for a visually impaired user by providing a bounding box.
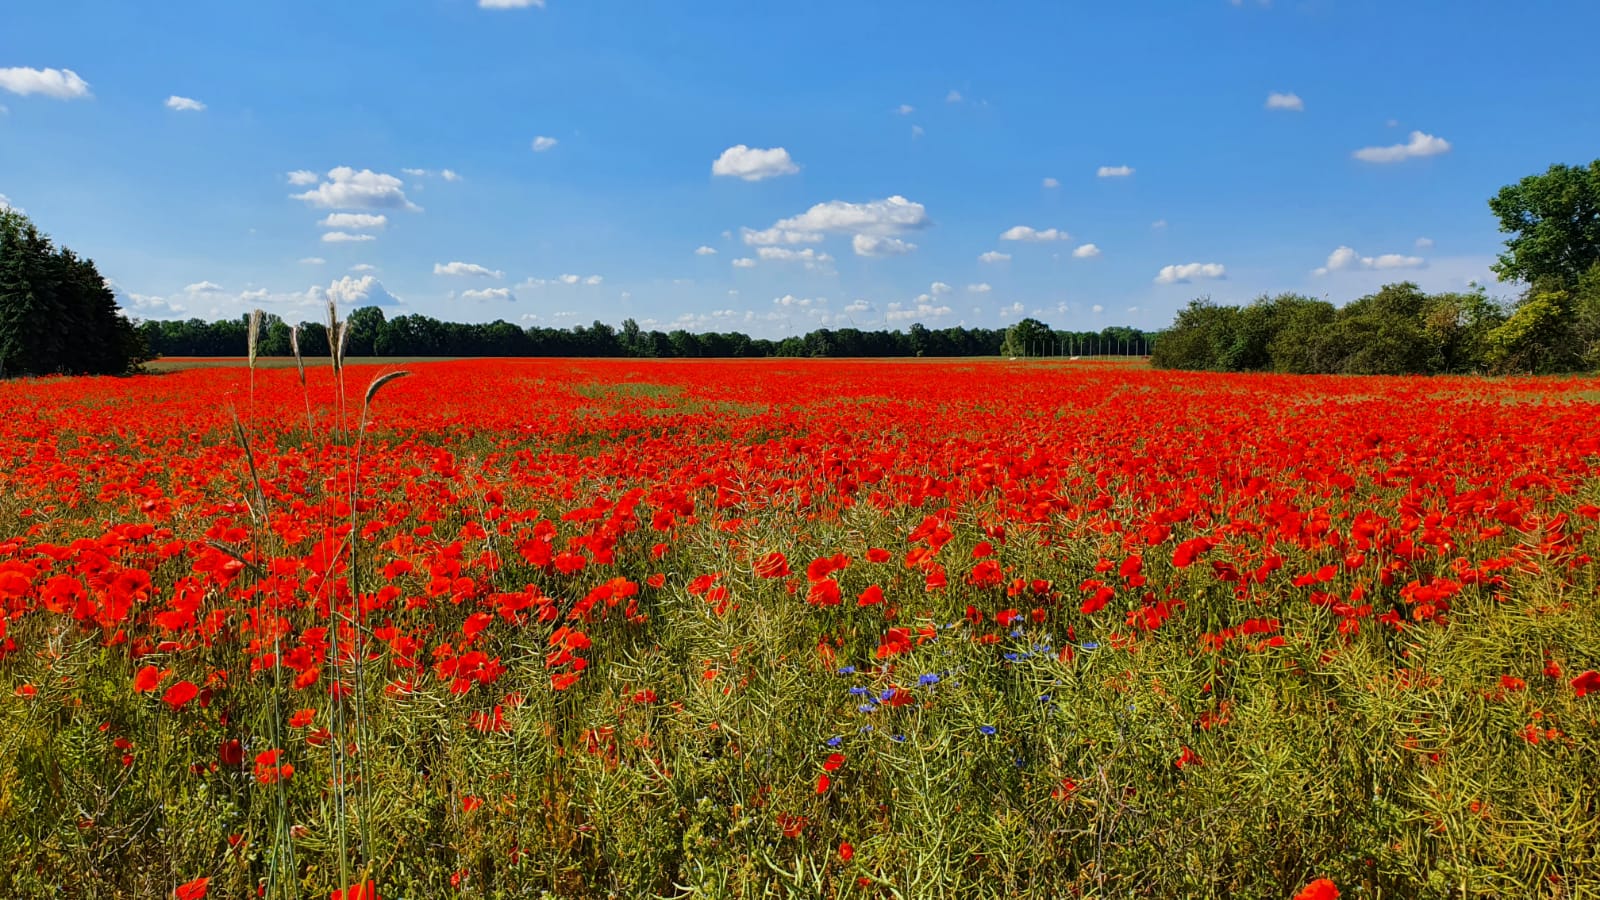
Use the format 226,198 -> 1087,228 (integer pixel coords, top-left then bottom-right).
0,208 -> 144,377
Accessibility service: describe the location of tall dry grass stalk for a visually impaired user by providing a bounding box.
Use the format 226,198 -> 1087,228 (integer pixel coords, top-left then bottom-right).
248,308 -> 263,421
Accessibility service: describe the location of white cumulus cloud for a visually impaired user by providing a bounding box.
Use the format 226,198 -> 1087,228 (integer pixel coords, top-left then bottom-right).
433,261 -> 503,278
286,170 -> 320,186
695,245 -> 718,256
317,275 -> 402,308
291,167 -> 420,211
532,136 -> 558,152
461,287 -> 515,301
887,299 -> 953,322
0,67 -> 91,99
853,234 -> 916,257
1042,177 -> 1060,188
1000,225 -> 1069,242
711,145 -> 799,181
946,90 -> 963,103
930,281 -> 953,295
774,195 -> 929,238
1097,165 -> 1134,178
1265,92 -> 1303,111
322,231 -> 376,243
1155,262 -> 1227,284
1073,243 -> 1102,258
165,95 -> 205,112
979,251 -> 1011,264
732,257 -> 757,268
318,213 -> 387,230
185,281 -> 224,294
1312,246 -> 1427,276
967,283 -> 992,293
1353,131 -> 1451,163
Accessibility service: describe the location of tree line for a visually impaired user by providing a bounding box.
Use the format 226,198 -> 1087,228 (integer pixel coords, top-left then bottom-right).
0,209 -> 146,377
1151,160 -> 1600,375
138,312 -> 1157,361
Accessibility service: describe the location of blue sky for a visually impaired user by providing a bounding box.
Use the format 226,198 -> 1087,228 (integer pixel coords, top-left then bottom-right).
3,0 -> 1598,336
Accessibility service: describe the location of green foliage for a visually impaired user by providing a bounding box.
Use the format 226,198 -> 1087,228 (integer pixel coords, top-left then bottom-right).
1489,160 -> 1600,290
1001,317 -> 1051,356
1154,284 -> 1513,376
1483,291 -> 1585,374
0,209 -> 147,378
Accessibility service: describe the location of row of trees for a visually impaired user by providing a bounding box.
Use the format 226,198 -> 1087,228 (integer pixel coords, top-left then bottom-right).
1151,278 -> 1600,375
139,312 -> 1156,360
0,209 -> 146,377
1152,160 -> 1600,375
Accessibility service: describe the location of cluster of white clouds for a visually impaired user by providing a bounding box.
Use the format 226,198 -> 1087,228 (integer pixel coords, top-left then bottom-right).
1155,262 -> 1227,284
1001,226 -> 1069,242
291,167 -> 421,211
402,168 -> 462,181
53,49 -> 1469,334
516,273 -> 604,288
1312,246 -> 1426,276
737,195 -> 930,260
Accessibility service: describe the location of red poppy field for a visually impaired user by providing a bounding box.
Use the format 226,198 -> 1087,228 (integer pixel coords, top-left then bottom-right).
2,358 -> 1598,899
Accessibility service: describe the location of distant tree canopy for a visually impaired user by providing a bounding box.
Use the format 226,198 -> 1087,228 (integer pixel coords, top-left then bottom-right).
139,309 -> 1158,362
1149,285 -> 1520,375
0,209 -> 146,377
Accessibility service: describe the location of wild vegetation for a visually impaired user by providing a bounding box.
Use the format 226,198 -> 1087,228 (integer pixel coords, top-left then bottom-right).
1,332 -> 1597,897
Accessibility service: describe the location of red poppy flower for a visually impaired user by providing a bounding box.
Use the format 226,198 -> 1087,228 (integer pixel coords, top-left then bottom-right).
174,876 -> 209,899
134,665 -> 164,693
1573,670 -> 1600,698
162,681 -> 199,710
1293,878 -> 1339,900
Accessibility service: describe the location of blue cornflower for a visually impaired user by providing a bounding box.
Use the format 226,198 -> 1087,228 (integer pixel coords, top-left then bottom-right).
918,673 -> 941,686
978,725 -> 997,736
1039,694 -> 1051,704
825,736 -> 843,748
891,734 -> 906,743
879,688 -> 896,702
1081,641 -> 1100,651
1010,628 -> 1025,637
1003,652 -> 1021,661
848,686 -> 869,696
858,703 -> 878,714
836,665 -> 856,675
